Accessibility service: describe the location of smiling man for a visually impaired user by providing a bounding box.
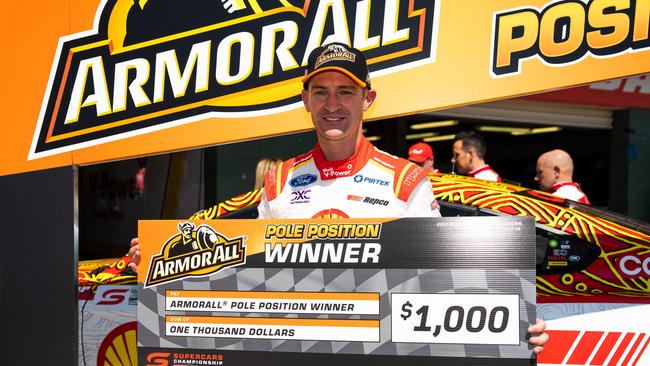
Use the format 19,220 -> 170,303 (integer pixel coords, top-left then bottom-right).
255,43 -> 547,354
128,42 -> 548,353
256,43 -> 441,219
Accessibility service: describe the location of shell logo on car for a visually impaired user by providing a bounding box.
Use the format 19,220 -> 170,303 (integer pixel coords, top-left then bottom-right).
96,321 -> 138,366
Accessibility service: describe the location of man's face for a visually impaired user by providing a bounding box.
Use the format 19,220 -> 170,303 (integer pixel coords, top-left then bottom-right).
535,157 -> 556,192
451,140 -> 471,174
302,71 -> 376,143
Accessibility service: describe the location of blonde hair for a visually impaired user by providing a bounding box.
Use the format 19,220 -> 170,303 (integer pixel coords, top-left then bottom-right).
254,157 -> 282,190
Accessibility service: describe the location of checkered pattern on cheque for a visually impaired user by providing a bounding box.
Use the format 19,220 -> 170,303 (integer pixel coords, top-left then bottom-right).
138,267 -> 536,359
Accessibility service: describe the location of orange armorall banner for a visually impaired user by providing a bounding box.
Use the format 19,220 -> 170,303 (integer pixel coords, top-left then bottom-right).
2,0 -> 650,175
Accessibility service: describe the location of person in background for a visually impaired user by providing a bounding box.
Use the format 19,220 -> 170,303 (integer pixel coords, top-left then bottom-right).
451,130 -> 501,182
408,142 -> 438,173
254,157 -> 282,190
535,149 -> 590,204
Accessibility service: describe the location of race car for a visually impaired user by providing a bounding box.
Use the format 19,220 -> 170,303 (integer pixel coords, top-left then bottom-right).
79,173 -> 650,365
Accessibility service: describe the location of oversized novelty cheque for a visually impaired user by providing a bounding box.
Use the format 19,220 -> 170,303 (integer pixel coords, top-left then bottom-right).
137,217 -> 537,365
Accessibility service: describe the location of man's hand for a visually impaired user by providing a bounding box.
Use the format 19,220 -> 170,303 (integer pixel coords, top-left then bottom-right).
128,238 -> 140,273
529,318 -> 549,355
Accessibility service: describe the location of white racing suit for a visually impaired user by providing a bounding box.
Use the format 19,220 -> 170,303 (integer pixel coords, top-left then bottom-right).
552,181 -> 591,205
258,138 -> 441,219
468,165 -> 502,182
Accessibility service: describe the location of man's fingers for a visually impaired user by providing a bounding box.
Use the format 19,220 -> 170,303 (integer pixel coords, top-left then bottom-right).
128,247 -> 140,260
529,331 -> 549,346
528,318 -> 546,334
128,262 -> 139,273
128,237 -> 141,274
528,319 -> 549,354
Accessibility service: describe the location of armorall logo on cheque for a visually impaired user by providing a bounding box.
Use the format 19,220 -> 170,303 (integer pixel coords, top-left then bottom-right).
32,0 -> 440,158
145,222 -> 246,287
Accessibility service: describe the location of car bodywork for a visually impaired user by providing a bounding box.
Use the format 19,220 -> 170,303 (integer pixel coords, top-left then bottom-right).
189,173 -> 650,365
79,173 -> 650,365
430,174 -> 650,303
189,173 -> 650,303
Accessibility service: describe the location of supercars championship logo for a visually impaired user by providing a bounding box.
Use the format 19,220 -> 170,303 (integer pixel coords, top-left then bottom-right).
32,0 -> 439,158
145,222 -> 246,287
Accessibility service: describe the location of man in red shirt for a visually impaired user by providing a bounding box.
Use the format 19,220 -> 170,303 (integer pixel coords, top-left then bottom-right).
408,142 -> 439,173
535,149 -> 590,204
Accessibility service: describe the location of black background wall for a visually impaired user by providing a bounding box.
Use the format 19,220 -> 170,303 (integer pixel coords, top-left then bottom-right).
0,167 -> 77,365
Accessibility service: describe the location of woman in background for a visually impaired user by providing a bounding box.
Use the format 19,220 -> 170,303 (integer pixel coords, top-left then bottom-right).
254,157 -> 282,190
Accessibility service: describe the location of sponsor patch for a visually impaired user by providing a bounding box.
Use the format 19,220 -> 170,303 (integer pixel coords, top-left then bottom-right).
353,174 -> 389,186
290,189 -> 311,204
322,164 -> 353,178
289,174 -> 318,187
347,194 -> 389,206
547,261 -> 568,267
363,197 -> 389,206
402,168 -> 422,187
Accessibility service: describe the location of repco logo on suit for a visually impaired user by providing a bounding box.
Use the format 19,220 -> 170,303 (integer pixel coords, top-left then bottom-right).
32,0 -> 440,158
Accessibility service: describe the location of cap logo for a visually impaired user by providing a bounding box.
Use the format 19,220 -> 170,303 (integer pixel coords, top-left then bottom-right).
412,149 -> 424,154
314,44 -> 356,69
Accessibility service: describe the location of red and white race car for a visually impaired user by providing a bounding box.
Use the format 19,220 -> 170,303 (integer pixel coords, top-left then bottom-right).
78,173 -> 650,365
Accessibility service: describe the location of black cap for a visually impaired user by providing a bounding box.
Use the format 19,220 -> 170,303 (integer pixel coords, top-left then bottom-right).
302,42 -> 371,89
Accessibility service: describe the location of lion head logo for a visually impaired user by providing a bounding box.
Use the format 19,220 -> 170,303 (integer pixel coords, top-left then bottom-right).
163,222 -> 234,258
